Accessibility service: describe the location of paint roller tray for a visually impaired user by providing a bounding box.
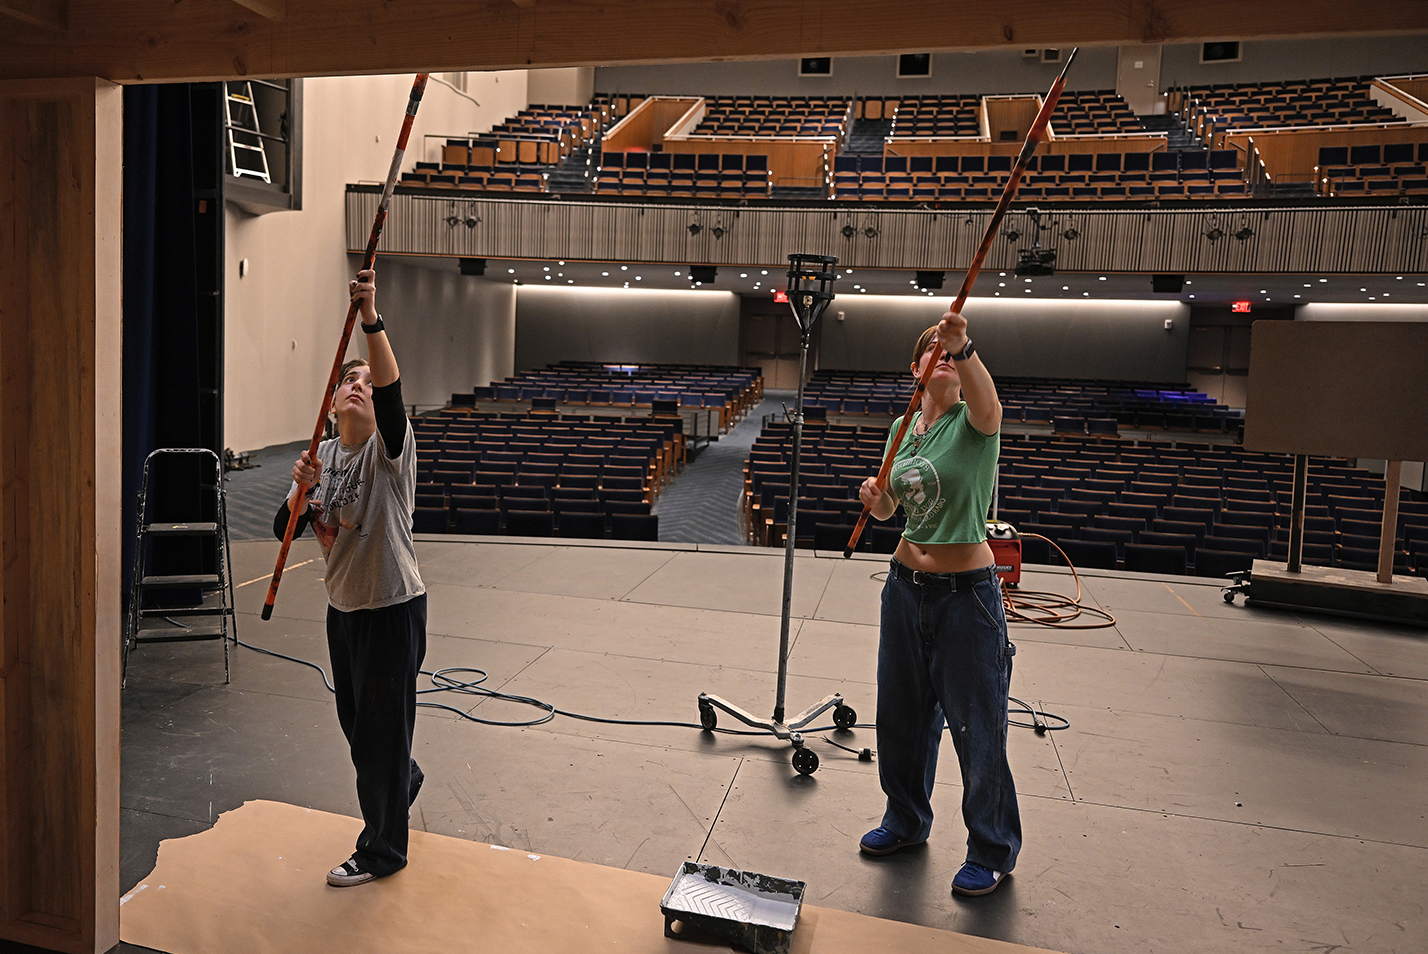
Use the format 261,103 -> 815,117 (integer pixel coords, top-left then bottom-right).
660,861 -> 806,954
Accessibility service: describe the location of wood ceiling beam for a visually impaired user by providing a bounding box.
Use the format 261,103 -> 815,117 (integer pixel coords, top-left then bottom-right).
0,0 -> 65,32
230,0 -> 286,21
1,0 -> 1424,83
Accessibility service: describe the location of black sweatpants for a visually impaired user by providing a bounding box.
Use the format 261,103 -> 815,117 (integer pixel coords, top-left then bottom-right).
327,592 -> 427,876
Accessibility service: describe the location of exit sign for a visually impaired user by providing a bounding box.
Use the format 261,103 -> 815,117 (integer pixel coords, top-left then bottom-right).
1231,301 -> 1252,313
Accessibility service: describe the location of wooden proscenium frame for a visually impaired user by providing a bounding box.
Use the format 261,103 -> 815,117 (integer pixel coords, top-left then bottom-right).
1244,320 -> 1428,586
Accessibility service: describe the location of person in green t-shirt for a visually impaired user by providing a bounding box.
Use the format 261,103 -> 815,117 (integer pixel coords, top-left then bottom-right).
855,310 -> 1021,898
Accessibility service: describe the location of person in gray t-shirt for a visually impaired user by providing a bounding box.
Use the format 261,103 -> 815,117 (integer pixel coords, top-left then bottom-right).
274,267 -> 427,887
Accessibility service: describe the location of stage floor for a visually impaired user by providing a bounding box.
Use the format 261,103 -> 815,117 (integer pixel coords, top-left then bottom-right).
117,537 -> 1428,954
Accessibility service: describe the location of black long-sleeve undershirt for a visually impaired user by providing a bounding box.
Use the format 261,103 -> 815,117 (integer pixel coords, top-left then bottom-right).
272,378 -> 408,540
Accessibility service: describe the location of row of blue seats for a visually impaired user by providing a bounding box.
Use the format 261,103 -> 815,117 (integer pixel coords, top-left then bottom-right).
833,150 -> 1239,176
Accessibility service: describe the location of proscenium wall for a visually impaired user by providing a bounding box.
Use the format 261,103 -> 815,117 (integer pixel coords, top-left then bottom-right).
596,36 -> 1428,98
818,296 -> 1191,381
224,71 -> 529,453
514,286 -> 741,372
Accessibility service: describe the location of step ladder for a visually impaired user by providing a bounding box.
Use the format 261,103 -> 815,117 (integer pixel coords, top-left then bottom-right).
224,80 -> 271,183
122,448 -> 238,688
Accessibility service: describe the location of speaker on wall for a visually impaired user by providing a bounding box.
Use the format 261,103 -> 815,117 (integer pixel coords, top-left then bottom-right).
1152,274 -> 1185,293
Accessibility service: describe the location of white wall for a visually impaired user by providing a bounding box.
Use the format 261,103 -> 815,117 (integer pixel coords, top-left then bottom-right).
818,296 -> 1191,381
514,286 -> 741,372
224,70 -> 529,453
528,68 -> 595,106
1296,302 -> 1428,322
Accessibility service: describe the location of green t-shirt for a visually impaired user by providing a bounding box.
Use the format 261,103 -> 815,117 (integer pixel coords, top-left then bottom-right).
884,402 -> 1000,545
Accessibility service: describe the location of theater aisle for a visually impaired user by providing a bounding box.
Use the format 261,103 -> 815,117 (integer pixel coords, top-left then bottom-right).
655,393 -> 785,545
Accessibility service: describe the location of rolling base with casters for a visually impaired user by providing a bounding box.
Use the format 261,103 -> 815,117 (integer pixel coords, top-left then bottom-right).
697,691 -> 856,775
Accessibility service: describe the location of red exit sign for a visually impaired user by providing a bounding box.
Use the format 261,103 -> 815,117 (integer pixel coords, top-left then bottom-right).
1231,301 -> 1252,313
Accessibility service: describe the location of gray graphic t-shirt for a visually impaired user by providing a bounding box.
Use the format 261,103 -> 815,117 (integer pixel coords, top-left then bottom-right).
291,421 -> 425,612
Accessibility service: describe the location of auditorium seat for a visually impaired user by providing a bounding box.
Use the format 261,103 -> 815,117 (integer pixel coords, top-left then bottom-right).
505,510 -> 555,537
1123,544 -> 1188,575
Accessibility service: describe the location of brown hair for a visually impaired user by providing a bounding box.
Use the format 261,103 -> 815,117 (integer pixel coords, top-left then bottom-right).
911,325 -> 941,368
337,357 -> 369,386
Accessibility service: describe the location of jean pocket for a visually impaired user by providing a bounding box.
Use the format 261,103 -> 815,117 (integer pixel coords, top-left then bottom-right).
969,579 -> 1005,632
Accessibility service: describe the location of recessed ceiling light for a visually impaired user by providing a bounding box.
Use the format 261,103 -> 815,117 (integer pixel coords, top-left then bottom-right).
1098,276 -> 1106,281
1062,285 -> 1069,290
1319,278 -> 1328,282
1294,294 -> 1301,298
1024,278 -> 1032,283
859,288 -> 866,292
740,273 -> 748,278
673,271 -> 682,276
1259,289 -> 1266,293
762,270 -> 769,275
1184,280 -> 1192,285
1360,288 -> 1367,292
1396,276 -> 1403,280
543,266 -> 550,272
602,271 -> 609,276
1024,288 -> 1031,293
1369,296 -> 1376,300
621,265 -> 628,271
1383,293 -> 1390,297
1188,293 -> 1195,298
557,272 -> 563,277
1303,283 -> 1311,287
1082,291 -> 1089,296
507,268 -> 515,274
567,279 -> 574,284
999,272 -> 1006,277
544,275 -> 552,280
994,292 -> 1001,296
998,282 -> 1006,287
558,261 -> 565,266
635,275 -> 642,281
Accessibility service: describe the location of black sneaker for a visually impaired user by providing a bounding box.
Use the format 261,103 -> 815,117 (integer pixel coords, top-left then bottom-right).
409,764 -> 425,806
326,857 -> 376,887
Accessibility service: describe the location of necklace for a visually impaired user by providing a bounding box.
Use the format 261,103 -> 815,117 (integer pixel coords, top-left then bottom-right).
911,411 -> 942,454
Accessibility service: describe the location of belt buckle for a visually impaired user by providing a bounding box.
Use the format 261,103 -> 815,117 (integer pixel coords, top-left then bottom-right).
910,568 -> 940,587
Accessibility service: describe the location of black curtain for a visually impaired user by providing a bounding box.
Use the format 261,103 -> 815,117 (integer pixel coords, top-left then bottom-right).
122,84 -> 208,603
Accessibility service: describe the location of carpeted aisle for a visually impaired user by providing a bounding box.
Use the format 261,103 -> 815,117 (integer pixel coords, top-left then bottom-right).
655,395 -> 785,545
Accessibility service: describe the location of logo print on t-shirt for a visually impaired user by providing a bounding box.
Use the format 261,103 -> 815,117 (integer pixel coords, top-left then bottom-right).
893,455 -> 943,531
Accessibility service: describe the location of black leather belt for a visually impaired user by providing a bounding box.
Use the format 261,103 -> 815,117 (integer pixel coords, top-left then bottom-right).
889,559 -> 997,589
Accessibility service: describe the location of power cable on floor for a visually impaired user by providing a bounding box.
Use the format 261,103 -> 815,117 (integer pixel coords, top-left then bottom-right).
231,632 -> 1069,756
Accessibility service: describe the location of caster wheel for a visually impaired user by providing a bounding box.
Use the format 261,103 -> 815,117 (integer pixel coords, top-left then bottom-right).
1223,592 -> 1235,604
833,704 -> 857,730
698,703 -> 717,731
792,747 -> 819,775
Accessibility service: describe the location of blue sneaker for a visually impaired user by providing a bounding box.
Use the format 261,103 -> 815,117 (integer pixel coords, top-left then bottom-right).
859,827 -> 924,856
951,862 -> 1005,896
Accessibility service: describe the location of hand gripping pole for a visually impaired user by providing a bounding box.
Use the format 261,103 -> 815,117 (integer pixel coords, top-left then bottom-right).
262,73 -> 429,620
843,49 -> 1078,558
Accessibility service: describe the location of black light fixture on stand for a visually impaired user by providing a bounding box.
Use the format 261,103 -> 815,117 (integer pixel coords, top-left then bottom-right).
697,253 -> 856,776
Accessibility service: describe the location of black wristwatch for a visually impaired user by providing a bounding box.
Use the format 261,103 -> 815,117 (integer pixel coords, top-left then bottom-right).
949,338 -> 975,361
361,314 -> 385,334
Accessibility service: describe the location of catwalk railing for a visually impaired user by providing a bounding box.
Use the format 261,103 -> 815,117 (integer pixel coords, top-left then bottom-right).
346,186 -> 1428,275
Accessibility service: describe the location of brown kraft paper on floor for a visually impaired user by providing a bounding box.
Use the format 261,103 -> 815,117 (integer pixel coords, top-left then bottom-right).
120,800 -> 1065,954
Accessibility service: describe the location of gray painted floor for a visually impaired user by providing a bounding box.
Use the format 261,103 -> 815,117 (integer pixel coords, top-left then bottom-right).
117,538 -> 1428,954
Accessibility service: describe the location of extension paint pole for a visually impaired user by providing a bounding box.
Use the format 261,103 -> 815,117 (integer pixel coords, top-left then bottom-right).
843,49 -> 1078,558
262,73 -> 429,620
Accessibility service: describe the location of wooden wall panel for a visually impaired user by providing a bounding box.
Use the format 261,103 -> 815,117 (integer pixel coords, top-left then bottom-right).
3,0 -> 1427,84
0,77 -> 121,954
1223,125 -> 1428,182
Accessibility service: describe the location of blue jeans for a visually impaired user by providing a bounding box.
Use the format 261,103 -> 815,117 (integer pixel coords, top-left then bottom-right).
876,560 -> 1021,873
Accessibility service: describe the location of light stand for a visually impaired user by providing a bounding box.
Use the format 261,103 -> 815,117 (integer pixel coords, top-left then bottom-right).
698,253 -> 856,776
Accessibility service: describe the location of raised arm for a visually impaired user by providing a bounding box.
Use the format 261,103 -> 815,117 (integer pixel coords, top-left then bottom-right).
937,310 -> 1001,437
351,267 -> 399,387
